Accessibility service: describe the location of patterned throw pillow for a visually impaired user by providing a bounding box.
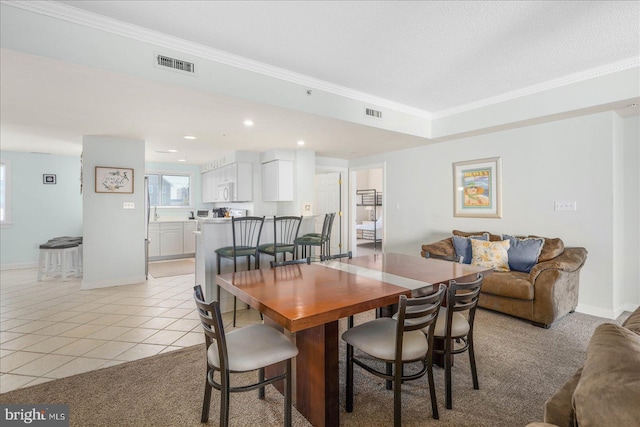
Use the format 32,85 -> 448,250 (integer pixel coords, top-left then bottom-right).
452,233 -> 489,264
470,239 -> 511,271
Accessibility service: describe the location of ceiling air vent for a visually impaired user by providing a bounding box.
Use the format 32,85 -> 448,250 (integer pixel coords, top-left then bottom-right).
156,54 -> 195,73
365,107 -> 383,120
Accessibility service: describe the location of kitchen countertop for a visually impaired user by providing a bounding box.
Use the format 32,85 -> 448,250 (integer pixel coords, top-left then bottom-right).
150,218 -> 198,223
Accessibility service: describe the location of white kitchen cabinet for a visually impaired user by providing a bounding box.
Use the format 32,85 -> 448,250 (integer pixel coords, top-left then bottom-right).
160,223 -> 184,256
183,221 -> 197,254
149,221 -> 197,259
148,223 -> 160,257
262,160 -> 293,201
201,170 -> 215,203
209,162 -> 253,202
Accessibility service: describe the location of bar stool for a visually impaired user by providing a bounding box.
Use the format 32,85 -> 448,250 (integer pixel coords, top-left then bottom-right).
37,239 -> 81,281
48,236 -> 83,274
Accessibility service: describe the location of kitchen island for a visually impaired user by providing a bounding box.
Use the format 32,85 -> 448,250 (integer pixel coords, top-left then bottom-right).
194,215 -> 317,313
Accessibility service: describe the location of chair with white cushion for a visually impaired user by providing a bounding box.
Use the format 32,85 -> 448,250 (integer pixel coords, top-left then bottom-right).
342,284 -> 446,426
193,285 -> 298,427
433,273 -> 484,409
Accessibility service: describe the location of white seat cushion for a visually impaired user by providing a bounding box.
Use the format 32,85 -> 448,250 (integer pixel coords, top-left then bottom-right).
207,324 -> 298,372
432,307 -> 470,338
342,318 -> 428,362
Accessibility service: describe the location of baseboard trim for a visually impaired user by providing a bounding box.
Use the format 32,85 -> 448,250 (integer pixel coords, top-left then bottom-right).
576,302 -> 640,320
0,262 -> 38,271
575,303 -> 616,319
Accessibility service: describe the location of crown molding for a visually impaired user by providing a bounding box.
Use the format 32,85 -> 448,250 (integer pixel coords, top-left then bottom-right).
431,58 -> 640,119
5,1 -> 636,122
4,0 -> 431,119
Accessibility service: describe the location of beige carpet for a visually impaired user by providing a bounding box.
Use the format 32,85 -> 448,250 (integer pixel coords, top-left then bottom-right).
148,258 -> 195,278
0,309 -> 627,426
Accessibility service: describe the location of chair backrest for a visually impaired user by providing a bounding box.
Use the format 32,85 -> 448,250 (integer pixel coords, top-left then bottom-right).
232,216 -> 265,250
324,212 -> 336,242
395,284 -> 446,359
193,285 -> 229,371
320,251 -> 352,261
424,251 -> 463,263
318,213 -> 332,238
270,257 -> 311,268
446,273 -> 484,332
272,216 -> 303,248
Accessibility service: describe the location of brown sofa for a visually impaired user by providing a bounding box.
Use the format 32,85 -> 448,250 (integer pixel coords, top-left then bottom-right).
420,230 -> 588,328
526,306 -> 640,427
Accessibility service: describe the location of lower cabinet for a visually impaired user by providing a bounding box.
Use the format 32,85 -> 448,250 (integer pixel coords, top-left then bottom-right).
149,221 -> 197,259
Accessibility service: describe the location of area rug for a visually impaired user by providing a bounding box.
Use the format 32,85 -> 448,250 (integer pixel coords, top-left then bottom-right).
0,309 -> 623,426
148,258 -> 195,278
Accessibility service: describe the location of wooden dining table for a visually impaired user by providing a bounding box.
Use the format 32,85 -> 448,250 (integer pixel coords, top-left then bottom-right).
214,252 -> 490,427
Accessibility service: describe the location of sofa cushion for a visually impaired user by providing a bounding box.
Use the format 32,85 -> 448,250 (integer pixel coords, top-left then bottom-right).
453,229 -> 502,241
470,239 -> 511,272
573,323 -> 640,427
527,236 -> 564,262
502,235 -> 545,273
481,270 -> 534,300
621,306 -> 640,335
452,233 -> 489,264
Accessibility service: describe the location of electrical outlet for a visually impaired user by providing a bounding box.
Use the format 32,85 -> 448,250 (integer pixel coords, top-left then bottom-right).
554,201 -> 576,211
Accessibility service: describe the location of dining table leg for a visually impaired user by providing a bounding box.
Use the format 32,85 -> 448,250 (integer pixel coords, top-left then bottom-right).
265,318 -> 340,427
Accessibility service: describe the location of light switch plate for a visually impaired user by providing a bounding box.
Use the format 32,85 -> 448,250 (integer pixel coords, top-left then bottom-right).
123,202 -> 135,209
554,201 -> 576,211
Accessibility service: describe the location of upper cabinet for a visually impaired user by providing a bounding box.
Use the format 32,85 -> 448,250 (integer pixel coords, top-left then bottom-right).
201,162 -> 252,202
202,170 -> 215,203
262,160 -> 293,201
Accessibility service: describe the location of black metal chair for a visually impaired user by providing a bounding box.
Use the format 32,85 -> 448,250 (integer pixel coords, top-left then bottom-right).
295,212 -> 335,259
342,284 -> 446,426
193,285 -> 298,427
258,216 -> 302,263
433,274 -> 484,409
215,216 -> 265,326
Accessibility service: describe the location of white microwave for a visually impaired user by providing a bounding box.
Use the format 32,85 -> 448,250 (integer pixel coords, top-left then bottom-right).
218,182 -> 235,202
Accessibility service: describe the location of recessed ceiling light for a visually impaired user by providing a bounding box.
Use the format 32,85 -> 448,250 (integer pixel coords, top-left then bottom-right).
167,149 -> 178,153
244,119 -> 254,127
183,135 -> 197,140
297,140 -> 305,146
178,159 -> 186,162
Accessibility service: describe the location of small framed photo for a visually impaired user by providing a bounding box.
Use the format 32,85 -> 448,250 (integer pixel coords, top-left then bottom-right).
95,167 -> 134,193
453,157 -> 502,218
43,174 -> 56,185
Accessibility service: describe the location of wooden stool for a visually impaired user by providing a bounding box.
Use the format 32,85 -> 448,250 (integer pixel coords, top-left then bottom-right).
37,240 -> 80,281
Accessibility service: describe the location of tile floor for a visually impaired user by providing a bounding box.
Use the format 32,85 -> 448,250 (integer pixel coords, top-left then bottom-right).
0,262 -> 260,394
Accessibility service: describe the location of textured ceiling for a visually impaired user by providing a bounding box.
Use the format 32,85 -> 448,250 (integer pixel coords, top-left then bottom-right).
56,0 -> 640,113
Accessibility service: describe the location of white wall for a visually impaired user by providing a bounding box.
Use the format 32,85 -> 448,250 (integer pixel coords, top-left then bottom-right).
350,111 -> 639,318
0,152 -> 83,269
82,136 -> 146,289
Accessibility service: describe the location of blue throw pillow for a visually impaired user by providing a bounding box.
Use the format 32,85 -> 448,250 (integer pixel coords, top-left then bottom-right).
502,235 -> 545,273
452,233 -> 489,264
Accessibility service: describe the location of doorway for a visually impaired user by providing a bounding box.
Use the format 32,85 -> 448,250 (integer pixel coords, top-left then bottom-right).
351,166 -> 384,256
314,171 -> 344,256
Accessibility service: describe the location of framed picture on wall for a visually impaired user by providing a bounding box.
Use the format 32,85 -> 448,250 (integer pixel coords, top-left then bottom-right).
95,166 -> 134,193
43,174 -> 56,184
453,157 -> 502,218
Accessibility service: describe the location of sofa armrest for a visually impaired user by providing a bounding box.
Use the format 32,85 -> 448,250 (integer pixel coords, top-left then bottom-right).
420,238 -> 455,258
529,247 -> 588,283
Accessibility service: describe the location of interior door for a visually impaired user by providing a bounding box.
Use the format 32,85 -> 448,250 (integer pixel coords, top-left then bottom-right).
315,172 -> 342,254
